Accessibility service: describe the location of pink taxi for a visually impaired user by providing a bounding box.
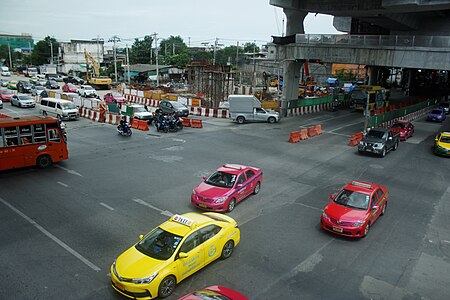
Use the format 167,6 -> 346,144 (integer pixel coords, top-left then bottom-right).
191,164 -> 263,212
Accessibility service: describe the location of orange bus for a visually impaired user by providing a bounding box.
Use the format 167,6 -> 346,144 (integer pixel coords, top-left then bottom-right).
0,116 -> 68,170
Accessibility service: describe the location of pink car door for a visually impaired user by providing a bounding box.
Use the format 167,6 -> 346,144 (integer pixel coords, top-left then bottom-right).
235,173 -> 248,202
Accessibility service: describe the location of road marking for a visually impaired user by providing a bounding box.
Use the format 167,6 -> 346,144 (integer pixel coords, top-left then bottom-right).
254,238 -> 334,297
99,202 -> 114,211
132,198 -> 173,217
54,165 -> 83,177
57,181 -> 69,188
0,197 -> 101,272
294,202 -> 322,211
442,240 -> 450,244
329,120 -> 363,132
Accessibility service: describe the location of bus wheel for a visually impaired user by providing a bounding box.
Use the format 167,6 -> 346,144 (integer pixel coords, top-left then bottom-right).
37,155 -> 52,168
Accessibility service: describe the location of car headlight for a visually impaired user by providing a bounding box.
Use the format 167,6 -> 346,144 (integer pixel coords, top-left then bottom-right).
322,211 -> 329,220
192,189 -> 196,196
215,196 -> 228,204
131,271 -> 159,284
352,221 -> 364,227
359,141 -> 364,145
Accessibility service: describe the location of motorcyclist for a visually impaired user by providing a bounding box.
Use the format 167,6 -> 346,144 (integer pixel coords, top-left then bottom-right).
120,116 -> 128,133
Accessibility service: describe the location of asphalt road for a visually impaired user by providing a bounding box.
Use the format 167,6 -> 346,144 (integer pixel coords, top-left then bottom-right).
1,82 -> 450,300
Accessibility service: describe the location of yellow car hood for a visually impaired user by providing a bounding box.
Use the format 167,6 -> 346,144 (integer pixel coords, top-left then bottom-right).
116,246 -> 167,279
438,141 -> 450,149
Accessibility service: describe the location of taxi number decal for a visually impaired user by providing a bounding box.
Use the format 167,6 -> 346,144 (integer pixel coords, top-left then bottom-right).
208,245 -> 216,257
173,214 -> 194,226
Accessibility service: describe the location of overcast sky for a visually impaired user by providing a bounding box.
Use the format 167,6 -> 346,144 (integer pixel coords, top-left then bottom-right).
0,0 -> 340,47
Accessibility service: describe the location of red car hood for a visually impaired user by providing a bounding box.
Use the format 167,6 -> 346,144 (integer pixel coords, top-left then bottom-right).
195,181 -> 231,198
1,94 -> 13,100
324,202 -> 368,222
390,128 -> 406,134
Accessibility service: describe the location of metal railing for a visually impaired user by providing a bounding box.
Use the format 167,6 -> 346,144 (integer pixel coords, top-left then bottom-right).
295,34 -> 450,49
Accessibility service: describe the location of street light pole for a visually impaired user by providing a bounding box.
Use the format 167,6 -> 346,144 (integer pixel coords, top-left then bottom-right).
109,35 -> 121,82
153,32 -> 159,86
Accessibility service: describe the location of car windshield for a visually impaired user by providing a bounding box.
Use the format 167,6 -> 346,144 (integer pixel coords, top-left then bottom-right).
84,86 -> 94,90
205,171 -> 237,188
61,103 -> 77,109
172,102 -> 186,108
36,86 -> 45,90
334,189 -> 370,210
134,107 -> 146,112
391,123 -> 406,129
2,90 -> 13,94
366,130 -> 385,139
439,103 -> 449,108
192,290 -> 231,300
112,93 -> 122,97
18,95 -> 33,100
68,84 -> 76,88
440,135 -> 450,143
431,109 -> 442,114
135,227 -> 182,260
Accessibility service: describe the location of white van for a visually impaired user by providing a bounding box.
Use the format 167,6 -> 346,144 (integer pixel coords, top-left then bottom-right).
1,66 -> 11,76
39,97 -> 80,120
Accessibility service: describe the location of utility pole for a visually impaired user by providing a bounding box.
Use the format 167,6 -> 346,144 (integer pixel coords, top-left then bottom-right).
126,44 -> 130,85
172,43 -> 175,56
153,32 -> 159,86
93,36 -> 104,64
213,38 -> 218,65
252,40 -> 257,88
235,41 -> 239,67
28,42 -> 32,65
49,41 -> 54,64
8,44 -> 12,68
109,35 -> 121,82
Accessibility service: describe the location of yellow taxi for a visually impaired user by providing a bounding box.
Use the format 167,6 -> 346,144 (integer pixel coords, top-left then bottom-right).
111,212 -> 241,299
434,131 -> 450,157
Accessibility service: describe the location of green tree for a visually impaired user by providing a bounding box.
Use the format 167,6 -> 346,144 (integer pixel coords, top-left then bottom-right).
30,36 -> 59,65
243,42 -> 259,53
190,48 -> 212,61
130,35 -> 153,64
160,35 -> 188,64
215,45 -> 243,66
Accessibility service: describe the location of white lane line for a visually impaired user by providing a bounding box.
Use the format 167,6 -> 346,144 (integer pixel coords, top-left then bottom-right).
442,240 -> 450,244
0,197 -> 101,272
57,181 -> 69,188
54,165 -> 83,177
133,198 -> 173,217
254,238 -> 334,297
329,120 -> 363,132
294,202 -> 322,211
99,202 -> 114,211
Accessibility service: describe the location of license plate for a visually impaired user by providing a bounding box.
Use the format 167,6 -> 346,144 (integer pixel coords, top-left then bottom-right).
198,203 -> 207,208
332,226 -> 343,233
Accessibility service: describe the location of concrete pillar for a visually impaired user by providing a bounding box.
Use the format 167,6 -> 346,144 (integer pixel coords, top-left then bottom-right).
368,67 -> 379,86
280,9 -> 307,117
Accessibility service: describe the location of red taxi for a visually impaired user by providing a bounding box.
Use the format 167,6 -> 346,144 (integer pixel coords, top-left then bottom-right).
0,89 -> 14,102
389,120 -> 414,141
62,83 -> 77,93
191,164 -> 263,212
320,180 -> 389,238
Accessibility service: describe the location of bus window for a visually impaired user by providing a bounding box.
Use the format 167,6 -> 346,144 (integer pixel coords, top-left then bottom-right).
33,124 -> 46,143
4,126 -> 19,146
0,129 -> 4,147
48,129 -> 60,142
19,125 -> 32,145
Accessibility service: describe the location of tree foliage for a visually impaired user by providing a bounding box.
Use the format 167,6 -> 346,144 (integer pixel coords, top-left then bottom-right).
30,36 -> 58,66
129,35 -> 153,64
159,36 -> 189,68
243,42 -> 259,53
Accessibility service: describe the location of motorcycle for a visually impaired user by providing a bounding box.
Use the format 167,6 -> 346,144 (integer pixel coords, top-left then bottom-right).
155,115 -> 169,133
174,115 -> 183,130
117,123 -> 132,136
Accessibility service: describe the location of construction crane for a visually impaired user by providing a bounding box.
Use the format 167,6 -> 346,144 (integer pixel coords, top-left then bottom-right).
84,48 -> 112,89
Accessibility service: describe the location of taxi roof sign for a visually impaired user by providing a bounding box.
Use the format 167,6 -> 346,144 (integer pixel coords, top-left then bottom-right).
351,180 -> 372,189
223,164 -> 242,170
171,214 -> 195,227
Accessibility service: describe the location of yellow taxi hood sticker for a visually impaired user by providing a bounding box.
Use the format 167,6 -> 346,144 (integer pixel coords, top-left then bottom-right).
438,141 -> 450,148
116,246 -> 167,279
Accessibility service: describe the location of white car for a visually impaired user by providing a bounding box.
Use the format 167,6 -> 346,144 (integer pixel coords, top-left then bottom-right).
1,70 -> 11,76
77,85 -> 98,98
0,99 -> 3,109
10,94 -> 36,108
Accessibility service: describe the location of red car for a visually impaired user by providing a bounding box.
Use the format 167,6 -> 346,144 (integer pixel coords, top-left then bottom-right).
62,83 -> 77,93
389,120 -> 414,141
0,89 -> 14,102
191,164 -> 263,212
104,92 -> 125,103
179,286 -> 248,300
320,180 -> 389,238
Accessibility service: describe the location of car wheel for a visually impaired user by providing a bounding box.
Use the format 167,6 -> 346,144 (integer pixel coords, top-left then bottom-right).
253,182 -> 261,194
268,117 -> 276,124
381,202 -> 387,216
56,114 -> 61,121
19,102 -> 22,108
221,240 -> 234,259
237,116 -> 245,124
227,198 -> 236,212
363,223 -> 370,237
158,275 -> 176,299
36,155 -> 52,168
381,147 -> 386,157
393,140 -> 399,151
42,111 -> 48,116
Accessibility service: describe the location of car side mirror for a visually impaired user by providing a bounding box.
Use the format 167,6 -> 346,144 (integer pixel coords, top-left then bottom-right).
329,193 -> 335,200
237,183 -> 243,188
372,205 -> 379,210
178,252 -> 188,259
139,234 -> 144,240
202,176 -> 207,180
